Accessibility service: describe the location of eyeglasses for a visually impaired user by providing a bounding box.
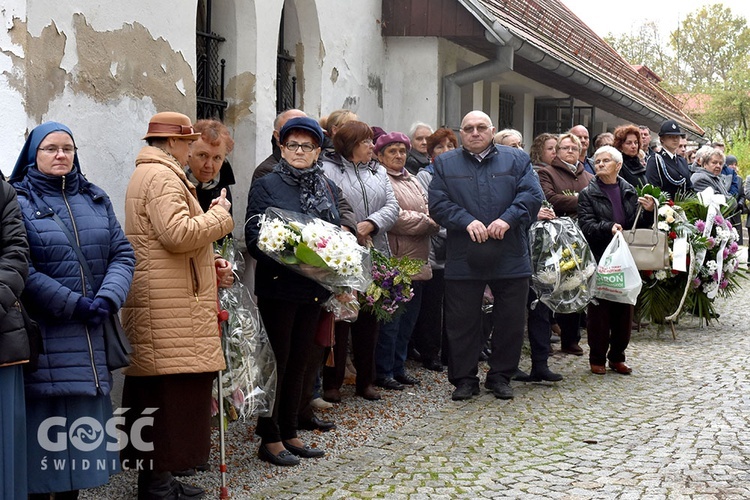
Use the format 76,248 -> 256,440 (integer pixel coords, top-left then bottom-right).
559,146 -> 580,152
461,125 -> 490,134
38,146 -> 77,155
284,142 -> 316,153
361,139 -> 374,146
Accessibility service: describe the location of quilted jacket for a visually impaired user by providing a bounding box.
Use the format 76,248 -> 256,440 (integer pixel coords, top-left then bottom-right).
385,168 -> 439,280
122,146 -> 233,376
428,145 -> 544,280
13,167 -> 135,398
320,151 -> 398,254
0,180 -> 30,367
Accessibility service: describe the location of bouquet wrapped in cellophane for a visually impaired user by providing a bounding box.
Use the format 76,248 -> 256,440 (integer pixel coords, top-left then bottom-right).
529,216 -> 596,313
359,248 -> 425,323
256,207 -> 372,320
214,240 -> 277,423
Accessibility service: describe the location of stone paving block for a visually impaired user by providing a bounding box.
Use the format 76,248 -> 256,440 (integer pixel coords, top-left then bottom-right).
240,292 -> 750,499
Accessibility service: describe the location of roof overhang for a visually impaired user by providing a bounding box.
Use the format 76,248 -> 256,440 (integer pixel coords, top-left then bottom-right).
382,0 -> 704,137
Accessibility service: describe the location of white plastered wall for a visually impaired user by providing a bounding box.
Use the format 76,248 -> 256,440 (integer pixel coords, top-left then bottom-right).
1,0 -> 199,224
382,37 -> 440,135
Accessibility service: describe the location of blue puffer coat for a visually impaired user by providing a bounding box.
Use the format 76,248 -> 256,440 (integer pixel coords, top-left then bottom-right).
14,167 -> 135,398
428,145 -> 543,280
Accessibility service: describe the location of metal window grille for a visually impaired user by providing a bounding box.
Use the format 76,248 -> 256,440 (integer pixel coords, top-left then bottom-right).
276,9 -> 296,114
498,93 -> 515,130
533,98 -> 594,137
196,0 -> 227,120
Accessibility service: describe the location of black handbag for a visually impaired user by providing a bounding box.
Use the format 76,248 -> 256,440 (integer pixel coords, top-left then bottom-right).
20,300 -> 43,372
102,312 -> 132,370
49,212 -> 132,370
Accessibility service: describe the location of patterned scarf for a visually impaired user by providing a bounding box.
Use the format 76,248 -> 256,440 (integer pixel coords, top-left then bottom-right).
274,159 -> 334,220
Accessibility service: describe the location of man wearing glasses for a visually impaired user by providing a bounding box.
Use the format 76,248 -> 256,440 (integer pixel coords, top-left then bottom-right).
428,110 -> 544,401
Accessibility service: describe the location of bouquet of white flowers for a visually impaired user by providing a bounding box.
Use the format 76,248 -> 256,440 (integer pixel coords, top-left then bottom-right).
529,217 -> 596,313
257,207 -> 372,290
257,207 -> 373,320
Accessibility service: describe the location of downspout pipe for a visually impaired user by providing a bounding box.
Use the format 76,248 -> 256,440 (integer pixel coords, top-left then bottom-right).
443,44 -> 514,130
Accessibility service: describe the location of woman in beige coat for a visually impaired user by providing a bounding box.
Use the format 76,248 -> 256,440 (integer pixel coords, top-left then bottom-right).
121,112 -> 234,499
374,132 -> 439,390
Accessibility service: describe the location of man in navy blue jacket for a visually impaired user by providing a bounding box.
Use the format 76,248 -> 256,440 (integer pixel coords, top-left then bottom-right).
428,110 -> 543,401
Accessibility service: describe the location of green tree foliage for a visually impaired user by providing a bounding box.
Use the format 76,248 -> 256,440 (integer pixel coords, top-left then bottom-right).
605,2 -> 750,167
669,4 -> 750,91
604,22 -> 684,92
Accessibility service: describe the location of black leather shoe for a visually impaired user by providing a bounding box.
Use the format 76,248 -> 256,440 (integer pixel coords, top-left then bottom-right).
451,384 -> 479,401
487,381 -> 514,399
173,479 -> 206,499
298,416 -> 336,432
172,458 -> 210,477
258,444 -> 300,466
171,468 -> 196,477
529,366 -> 563,382
394,373 -> 420,385
512,369 -> 531,381
283,441 -> 325,458
560,344 -> 584,356
375,377 -> 405,390
422,358 -> 444,372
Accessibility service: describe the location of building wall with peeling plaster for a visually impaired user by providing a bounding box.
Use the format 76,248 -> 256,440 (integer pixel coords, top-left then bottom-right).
0,0 -> 445,242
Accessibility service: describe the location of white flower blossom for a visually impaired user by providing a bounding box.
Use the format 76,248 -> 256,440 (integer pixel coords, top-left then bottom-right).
705,260 -> 718,274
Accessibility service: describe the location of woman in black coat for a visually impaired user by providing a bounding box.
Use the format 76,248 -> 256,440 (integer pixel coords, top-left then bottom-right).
245,117 -> 343,466
0,178 -> 30,499
578,146 -> 655,376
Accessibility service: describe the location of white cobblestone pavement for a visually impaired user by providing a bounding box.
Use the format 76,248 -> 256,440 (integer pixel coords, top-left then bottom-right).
84,285 -> 750,499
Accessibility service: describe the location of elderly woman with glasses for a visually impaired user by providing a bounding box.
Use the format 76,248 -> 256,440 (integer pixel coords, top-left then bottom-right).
10,123 -> 135,499
578,146 -> 655,376
536,133 -> 594,357
321,120 -> 399,403
246,117 -> 345,466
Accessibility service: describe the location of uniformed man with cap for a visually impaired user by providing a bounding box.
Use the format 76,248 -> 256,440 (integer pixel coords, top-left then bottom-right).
645,119 -> 693,198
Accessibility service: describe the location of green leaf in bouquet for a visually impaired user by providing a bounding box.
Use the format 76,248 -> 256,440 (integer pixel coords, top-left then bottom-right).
294,242 -> 330,269
636,183 -> 669,204
279,252 -> 301,265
